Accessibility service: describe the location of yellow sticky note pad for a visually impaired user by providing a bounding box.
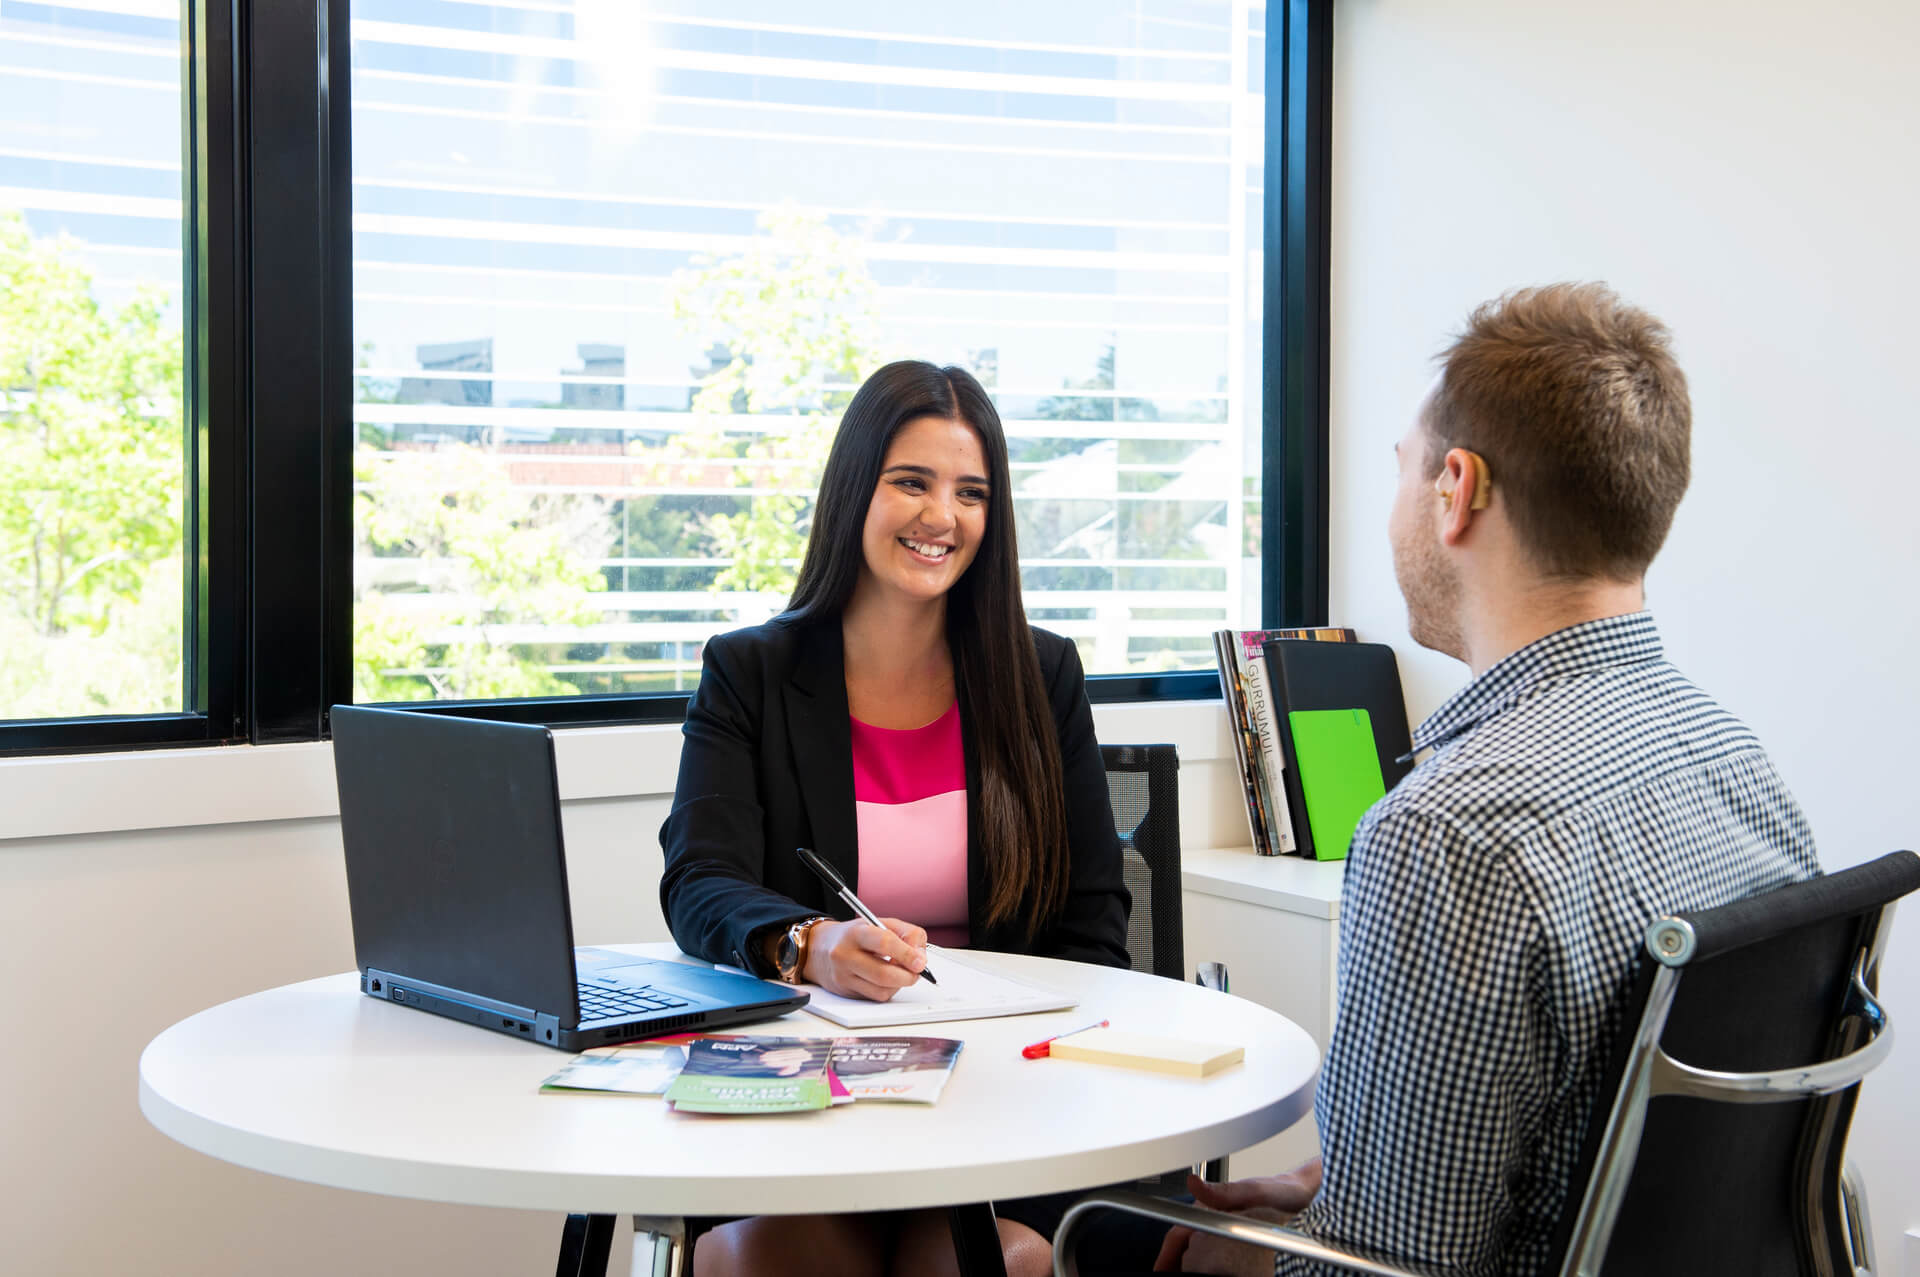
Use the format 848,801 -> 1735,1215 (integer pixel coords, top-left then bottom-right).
1047,1028 -> 1245,1078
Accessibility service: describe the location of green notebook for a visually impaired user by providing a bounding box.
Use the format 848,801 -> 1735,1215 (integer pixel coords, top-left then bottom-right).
1287,708 -> 1387,862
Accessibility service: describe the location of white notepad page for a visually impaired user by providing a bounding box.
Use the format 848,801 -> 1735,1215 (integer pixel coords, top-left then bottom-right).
789,946 -> 1078,1028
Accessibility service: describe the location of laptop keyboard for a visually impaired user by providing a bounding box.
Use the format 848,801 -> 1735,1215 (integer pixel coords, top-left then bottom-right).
576,981 -> 694,1023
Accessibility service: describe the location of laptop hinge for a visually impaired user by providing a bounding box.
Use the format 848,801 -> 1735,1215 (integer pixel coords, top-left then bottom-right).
363,967 -> 543,1024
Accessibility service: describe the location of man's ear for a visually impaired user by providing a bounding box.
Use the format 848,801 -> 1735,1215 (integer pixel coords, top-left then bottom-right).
1434,448 -> 1484,543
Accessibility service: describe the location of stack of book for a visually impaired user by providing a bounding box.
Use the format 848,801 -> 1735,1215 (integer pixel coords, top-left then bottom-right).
1213,628 -> 1414,860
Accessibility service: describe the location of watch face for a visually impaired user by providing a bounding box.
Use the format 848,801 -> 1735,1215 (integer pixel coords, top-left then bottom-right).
776,929 -> 802,982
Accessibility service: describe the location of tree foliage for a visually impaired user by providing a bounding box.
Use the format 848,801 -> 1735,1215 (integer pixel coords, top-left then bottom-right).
659,209 -> 882,599
0,210 -> 183,639
352,445 -> 611,701
0,210 -> 184,717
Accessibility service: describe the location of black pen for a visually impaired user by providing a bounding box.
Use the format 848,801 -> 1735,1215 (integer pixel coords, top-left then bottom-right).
794,846 -> 938,985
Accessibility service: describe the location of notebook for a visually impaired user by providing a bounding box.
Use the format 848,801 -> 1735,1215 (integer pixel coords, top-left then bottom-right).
1259,639 -> 1415,859
726,946 -> 1077,1028
1288,707 -> 1389,862
330,705 -> 808,1050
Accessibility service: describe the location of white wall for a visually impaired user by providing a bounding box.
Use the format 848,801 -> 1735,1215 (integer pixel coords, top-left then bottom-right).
0,705 -> 1245,1276
1329,0 -> 1920,1264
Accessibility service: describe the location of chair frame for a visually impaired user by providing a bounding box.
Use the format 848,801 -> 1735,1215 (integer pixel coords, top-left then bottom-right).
1054,854 -> 1913,1277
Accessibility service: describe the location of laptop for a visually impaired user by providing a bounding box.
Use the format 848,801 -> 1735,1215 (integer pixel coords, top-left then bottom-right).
330,705 -> 807,1050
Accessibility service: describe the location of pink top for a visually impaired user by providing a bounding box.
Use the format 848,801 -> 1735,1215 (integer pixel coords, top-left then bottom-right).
849,701 -> 970,948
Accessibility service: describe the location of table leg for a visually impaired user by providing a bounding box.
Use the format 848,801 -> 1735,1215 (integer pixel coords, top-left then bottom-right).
631,1215 -> 688,1277
947,1203 -> 1010,1277
556,1213 -> 615,1277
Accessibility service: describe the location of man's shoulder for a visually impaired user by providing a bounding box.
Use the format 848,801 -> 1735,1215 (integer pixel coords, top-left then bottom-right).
1406,657 -> 1767,828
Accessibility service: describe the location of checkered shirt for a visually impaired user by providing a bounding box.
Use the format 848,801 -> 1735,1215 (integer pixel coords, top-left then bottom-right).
1276,612 -> 1819,1277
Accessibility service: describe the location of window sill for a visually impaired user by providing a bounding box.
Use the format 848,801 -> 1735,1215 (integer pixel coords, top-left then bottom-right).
0,699 -> 1229,843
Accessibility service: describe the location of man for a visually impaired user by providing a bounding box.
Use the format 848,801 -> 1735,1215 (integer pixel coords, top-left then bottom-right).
1156,284 -> 1819,1275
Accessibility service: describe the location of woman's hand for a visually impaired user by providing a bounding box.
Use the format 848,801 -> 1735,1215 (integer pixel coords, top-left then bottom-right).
804,917 -> 930,1001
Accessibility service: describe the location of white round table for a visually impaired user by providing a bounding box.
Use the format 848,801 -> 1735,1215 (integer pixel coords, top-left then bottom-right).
140,945 -> 1318,1272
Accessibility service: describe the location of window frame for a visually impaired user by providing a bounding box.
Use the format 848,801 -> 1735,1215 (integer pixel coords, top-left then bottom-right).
0,0 -> 248,756
0,0 -> 1333,756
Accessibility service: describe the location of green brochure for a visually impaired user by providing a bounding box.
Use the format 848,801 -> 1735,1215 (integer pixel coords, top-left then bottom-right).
1288,708 -> 1387,862
663,1036 -> 833,1114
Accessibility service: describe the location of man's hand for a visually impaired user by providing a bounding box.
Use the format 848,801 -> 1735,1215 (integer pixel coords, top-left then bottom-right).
1154,1159 -> 1322,1273
805,918 -> 929,1001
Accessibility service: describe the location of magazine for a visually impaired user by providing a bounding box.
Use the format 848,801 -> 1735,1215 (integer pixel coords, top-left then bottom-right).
663,1036 -> 835,1114
1215,627 -> 1356,857
829,1036 -> 965,1104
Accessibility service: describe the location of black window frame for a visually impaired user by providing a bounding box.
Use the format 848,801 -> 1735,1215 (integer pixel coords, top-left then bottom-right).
0,0 -> 1333,756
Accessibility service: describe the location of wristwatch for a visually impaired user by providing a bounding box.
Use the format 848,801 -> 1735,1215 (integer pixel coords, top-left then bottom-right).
774,916 -> 831,984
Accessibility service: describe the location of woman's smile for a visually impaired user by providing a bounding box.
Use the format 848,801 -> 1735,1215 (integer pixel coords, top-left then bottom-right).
900,537 -> 954,563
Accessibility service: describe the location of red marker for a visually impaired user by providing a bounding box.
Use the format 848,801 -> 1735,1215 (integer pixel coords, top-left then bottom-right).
1021,1019 -> 1110,1059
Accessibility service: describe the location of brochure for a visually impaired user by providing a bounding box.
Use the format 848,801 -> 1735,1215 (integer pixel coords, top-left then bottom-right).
663,1036 -> 834,1114
539,1041 -> 687,1096
829,1036 -> 964,1104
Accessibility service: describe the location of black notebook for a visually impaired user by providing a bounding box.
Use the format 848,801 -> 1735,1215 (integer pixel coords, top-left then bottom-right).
1259,640 -> 1416,860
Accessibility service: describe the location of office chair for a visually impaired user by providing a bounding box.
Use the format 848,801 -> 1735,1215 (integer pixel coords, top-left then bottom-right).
1092,743 -> 1230,1194
1101,744 -> 1185,982
1054,848 -> 1920,1277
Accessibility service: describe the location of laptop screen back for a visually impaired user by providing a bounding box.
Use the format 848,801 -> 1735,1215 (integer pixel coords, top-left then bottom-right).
331,706 -> 581,1024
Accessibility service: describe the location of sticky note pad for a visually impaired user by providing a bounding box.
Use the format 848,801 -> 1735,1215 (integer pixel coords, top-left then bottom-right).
1288,707 -> 1387,862
1047,1028 -> 1245,1078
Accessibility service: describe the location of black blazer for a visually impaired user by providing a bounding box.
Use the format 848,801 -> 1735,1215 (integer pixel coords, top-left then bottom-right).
658,616 -> 1130,974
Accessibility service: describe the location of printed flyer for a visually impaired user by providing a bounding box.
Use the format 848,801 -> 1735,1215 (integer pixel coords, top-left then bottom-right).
539,1042 -> 687,1096
663,1036 -> 834,1114
829,1036 -> 964,1103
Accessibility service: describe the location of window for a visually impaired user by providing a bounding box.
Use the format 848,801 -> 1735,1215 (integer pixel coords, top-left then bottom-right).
348,1 -> 1271,702
0,0 -> 1330,753
0,0 -> 188,720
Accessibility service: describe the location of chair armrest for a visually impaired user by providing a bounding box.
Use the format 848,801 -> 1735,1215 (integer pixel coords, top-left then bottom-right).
1052,1190 -> 1432,1277
1650,953 -> 1894,1103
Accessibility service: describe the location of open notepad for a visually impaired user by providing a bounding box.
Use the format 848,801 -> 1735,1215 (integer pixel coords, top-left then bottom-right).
726,946 -> 1077,1028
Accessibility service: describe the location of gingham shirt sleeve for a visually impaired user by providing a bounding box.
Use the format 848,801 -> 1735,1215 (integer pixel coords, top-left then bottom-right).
1277,802 -> 1552,1277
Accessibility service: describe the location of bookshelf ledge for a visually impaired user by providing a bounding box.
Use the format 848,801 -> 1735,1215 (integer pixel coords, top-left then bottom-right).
1181,846 -> 1345,920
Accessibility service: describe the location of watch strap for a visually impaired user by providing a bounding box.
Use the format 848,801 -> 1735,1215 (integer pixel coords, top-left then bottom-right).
778,915 -> 831,984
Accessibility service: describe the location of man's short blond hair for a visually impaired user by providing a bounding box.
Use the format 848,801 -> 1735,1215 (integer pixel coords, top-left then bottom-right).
1425,283 -> 1691,581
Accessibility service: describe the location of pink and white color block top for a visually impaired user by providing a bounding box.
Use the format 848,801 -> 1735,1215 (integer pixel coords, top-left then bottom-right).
849,701 -> 970,948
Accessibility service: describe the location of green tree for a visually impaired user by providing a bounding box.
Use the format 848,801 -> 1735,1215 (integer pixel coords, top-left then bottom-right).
659,209 -> 882,599
353,444 -> 611,701
0,209 -> 184,715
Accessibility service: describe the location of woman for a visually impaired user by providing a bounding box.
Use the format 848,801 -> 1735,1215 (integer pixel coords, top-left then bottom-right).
659,360 -> 1130,1277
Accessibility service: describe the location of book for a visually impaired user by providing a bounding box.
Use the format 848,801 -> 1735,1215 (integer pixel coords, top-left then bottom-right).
829,1036 -> 965,1104
1215,627 -> 1357,856
539,1041 -> 687,1096
1288,708 -> 1389,862
663,1036 -> 835,1114
1047,1027 -> 1245,1078
1259,639 -> 1415,861
1213,630 -> 1279,856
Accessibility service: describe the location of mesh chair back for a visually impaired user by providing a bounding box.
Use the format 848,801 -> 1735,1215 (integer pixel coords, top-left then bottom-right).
1101,744 -> 1182,981
1552,850 -> 1920,1277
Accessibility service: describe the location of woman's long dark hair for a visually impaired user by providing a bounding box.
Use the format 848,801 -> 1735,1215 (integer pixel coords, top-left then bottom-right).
787,360 -> 1070,938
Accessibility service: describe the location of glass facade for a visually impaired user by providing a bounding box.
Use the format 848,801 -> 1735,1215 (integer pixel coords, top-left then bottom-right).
0,0 -> 187,719
349,0 -> 1267,700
